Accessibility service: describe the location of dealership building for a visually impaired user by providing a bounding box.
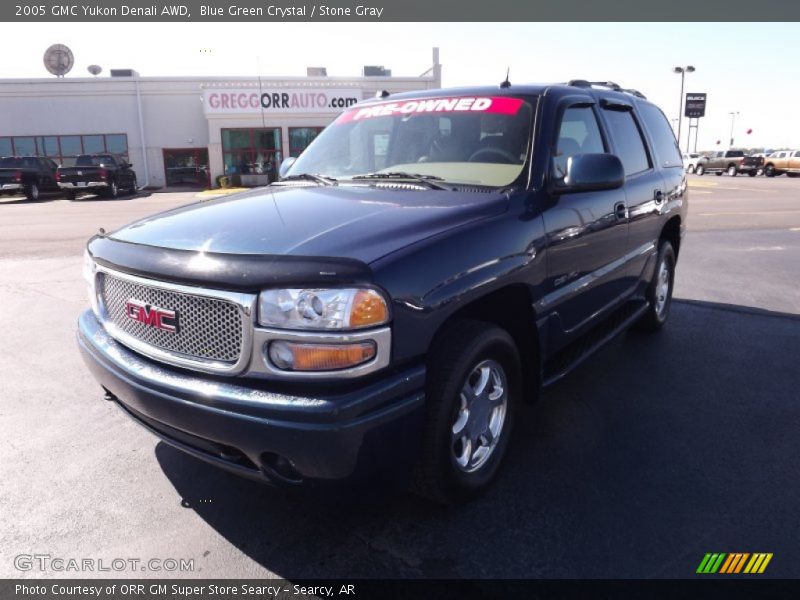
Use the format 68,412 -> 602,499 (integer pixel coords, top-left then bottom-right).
0,49 -> 441,188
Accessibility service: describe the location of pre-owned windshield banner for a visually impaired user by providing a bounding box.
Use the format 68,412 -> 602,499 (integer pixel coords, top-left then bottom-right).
335,96 -> 525,124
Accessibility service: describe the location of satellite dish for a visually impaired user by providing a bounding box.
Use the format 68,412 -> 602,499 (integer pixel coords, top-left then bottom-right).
43,44 -> 74,77
87,65 -> 102,76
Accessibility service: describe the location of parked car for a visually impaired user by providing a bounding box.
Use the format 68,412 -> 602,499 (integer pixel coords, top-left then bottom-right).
682,152 -> 701,173
695,149 -> 747,176
762,150 -> 800,177
737,155 -> 764,177
57,154 -> 138,199
78,81 -> 687,503
0,156 -> 60,200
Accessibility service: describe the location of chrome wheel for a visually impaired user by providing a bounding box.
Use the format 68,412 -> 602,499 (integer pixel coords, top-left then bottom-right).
654,257 -> 671,318
451,359 -> 508,473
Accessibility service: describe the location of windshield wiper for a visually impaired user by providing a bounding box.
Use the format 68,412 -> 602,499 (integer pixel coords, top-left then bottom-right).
351,171 -> 449,190
279,173 -> 337,186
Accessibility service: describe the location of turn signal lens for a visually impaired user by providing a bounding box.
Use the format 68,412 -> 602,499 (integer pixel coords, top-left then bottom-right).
349,289 -> 389,328
268,341 -> 376,371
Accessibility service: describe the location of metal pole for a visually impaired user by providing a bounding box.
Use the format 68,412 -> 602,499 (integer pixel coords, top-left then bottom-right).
694,119 -> 700,153
134,72 -> 149,189
677,71 -> 685,149
729,112 -> 737,148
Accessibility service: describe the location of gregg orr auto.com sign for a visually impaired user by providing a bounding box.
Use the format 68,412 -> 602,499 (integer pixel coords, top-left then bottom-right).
203,88 -> 361,114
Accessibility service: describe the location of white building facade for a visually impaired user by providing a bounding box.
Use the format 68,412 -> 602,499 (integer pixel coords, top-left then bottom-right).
0,50 -> 441,188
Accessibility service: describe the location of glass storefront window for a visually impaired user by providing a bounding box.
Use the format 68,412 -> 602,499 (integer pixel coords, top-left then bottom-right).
289,127 -> 324,157
106,134 -> 128,155
37,136 -> 60,157
82,135 -> 105,154
221,128 -> 282,180
59,136 -> 82,156
0,137 -> 12,156
13,137 -> 36,156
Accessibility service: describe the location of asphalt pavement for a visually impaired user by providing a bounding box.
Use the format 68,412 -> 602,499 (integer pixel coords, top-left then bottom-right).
1,176 -> 798,579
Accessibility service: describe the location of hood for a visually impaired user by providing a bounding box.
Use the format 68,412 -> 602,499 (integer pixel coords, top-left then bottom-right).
108,185 -> 509,265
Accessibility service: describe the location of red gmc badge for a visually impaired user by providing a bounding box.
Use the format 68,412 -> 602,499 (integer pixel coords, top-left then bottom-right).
125,299 -> 178,333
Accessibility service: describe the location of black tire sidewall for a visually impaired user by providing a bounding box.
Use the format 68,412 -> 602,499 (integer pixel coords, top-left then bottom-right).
422,322 -> 521,502
650,242 -> 676,327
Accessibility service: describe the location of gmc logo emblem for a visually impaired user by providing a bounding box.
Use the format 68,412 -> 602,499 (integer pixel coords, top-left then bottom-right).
125,299 -> 178,333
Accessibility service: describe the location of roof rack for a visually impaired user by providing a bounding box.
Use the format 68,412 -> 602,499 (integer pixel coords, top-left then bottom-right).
566,80 -> 647,99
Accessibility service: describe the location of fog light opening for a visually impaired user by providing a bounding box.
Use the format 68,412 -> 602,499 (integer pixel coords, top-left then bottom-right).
267,340 -> 376,372
260,452 -> 303,484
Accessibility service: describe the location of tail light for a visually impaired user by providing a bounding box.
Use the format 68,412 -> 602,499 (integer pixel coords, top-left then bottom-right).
55,171 -> 61,182
12,170 -> 22,183
99,168 -> 108,179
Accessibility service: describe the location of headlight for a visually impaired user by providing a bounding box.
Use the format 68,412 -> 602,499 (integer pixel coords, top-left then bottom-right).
258,288 -> 389,330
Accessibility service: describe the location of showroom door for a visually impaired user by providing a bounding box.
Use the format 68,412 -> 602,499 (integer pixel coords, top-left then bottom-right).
163,148 -> 210,187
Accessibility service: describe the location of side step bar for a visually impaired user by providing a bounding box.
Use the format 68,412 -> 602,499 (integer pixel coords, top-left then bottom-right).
542,300 -> 649,387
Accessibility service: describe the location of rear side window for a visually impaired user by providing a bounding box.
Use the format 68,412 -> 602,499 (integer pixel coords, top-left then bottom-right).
602,108 -> 651,176
638,103 -> 683,168
553,106 -> 606,178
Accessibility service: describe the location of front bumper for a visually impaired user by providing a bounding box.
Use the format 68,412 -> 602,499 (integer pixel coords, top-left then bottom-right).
77,309 -> 425,486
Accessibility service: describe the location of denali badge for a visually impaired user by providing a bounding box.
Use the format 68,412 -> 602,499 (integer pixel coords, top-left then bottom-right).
125,299 -> 178,333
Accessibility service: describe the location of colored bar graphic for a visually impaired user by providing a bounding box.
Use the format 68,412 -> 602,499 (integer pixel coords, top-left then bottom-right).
702,552 -> 773,575
697,553 -> 728,573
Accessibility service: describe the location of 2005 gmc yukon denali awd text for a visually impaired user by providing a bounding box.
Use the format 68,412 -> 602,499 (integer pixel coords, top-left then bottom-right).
78,80 -> 687,504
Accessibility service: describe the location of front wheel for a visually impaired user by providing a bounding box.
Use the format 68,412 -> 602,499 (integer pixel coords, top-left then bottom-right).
727,165 -> 738,177
413,320 -> 521,504
104,181 -> 119,199
687,164 -> 696,174
695,164 -> 705,176
635,241 -> 676,332
765,165 -> 775,177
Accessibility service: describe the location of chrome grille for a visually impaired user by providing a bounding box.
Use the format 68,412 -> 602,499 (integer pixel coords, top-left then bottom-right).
98,272 -> 244,364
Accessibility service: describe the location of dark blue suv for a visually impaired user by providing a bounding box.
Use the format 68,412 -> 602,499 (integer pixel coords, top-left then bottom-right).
78,81 -> 687,504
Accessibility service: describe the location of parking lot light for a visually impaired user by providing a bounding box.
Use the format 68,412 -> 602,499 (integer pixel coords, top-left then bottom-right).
673,66 -> 696,149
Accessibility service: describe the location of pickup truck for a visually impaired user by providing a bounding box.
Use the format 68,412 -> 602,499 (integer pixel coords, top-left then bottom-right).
78,81 -> 688,504
762,149 -> 800,177
57,154 -> 138,199
695,149 -> 747,176
0,156 -> 60,200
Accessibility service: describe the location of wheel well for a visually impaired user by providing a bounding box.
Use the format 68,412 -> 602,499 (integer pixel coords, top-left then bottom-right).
661,216 -> 682,258
433,285 -> 540,402
727,163 -> 737,169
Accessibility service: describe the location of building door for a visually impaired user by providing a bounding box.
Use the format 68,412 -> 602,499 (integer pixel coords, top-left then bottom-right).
163,148 -> 210,187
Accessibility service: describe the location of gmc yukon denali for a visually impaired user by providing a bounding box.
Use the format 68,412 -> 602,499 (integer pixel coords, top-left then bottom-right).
78,81 -> 688,504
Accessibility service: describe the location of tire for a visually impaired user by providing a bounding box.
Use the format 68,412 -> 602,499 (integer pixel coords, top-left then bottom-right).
748,171 -> 756,177
715,171 -> 723,176
129,176 -> 138,194
104,181 -> 119,199
695,164 -> 705,176
635,241 -> 676,332
63,190 -> 76,200
765,165 -> 775,177
24,182 -> 40,201
413,319 -> 521,504
727,165 -> 737,177
787,173 -> 798,178
687,164 -> 696,174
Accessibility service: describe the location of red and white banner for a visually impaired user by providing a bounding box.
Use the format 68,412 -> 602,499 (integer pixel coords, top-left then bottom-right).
335,96 -> 524,124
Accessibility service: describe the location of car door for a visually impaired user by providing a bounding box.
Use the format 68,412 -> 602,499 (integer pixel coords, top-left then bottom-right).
629,101 -> 685,278
40,158 -> 59,190
541,100 -> 629,337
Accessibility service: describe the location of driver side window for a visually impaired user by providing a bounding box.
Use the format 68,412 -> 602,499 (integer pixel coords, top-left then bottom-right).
553,106 -> 605,178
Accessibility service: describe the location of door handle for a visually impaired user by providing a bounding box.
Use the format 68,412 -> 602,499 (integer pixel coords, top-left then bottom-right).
654,190 -> 664,204
614,201 -> 628,221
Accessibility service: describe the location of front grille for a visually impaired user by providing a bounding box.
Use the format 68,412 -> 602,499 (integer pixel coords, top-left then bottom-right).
98,272 -> 244,364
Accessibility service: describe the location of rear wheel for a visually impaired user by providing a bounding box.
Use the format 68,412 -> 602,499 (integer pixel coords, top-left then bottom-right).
63,190 -> 76,200
24,183 -> 40,201
104,181 -> 119,199
413,320 -> 521,504
695,164 -> 705,176
748,171 -> 757,177
687,164 -> 696,174
635,241 -> 676,332
715,171 -> 723,176
765,165 -> 776,177
727,165 -> 738,177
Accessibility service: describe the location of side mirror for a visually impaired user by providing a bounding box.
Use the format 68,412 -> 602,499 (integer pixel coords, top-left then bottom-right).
554,153 -> 624,194
278,157 -> 296,179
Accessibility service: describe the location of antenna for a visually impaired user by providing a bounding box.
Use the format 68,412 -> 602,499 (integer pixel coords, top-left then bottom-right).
500,68 -> 511,89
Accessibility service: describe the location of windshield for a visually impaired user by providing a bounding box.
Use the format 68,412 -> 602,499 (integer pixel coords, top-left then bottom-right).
287,95 -> 535,187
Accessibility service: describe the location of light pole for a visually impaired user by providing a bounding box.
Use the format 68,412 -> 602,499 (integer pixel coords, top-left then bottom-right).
729,111 -> 739,148
673,65 -> 695,149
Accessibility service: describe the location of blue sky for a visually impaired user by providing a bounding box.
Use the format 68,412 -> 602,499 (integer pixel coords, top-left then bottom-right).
3,22 -> 798,149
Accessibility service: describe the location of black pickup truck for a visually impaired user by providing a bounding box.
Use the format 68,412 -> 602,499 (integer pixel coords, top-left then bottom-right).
0,156 -> 60,200
78,81 -> 688,504
57,154 -> 138,199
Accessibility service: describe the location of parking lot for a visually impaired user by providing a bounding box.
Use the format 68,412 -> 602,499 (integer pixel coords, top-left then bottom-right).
1,175 -> 799,579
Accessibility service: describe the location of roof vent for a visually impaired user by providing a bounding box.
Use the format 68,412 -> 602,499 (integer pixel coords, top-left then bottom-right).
363,65 -> 391,77
110,69 -> 137,77
306,67 -> 327,76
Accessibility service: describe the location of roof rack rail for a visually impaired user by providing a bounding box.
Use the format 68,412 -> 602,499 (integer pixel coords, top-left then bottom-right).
565,80 -> 647,99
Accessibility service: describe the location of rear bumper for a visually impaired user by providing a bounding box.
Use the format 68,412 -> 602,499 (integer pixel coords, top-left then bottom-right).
1,183 -> 22,191
77,310 -> 425,486
59,181 -> 108,189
